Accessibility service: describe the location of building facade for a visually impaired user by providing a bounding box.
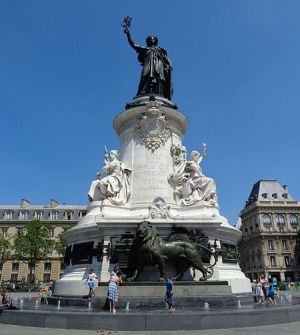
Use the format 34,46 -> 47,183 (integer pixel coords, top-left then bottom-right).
0,199 -> 87,284
238,180 -> 300,282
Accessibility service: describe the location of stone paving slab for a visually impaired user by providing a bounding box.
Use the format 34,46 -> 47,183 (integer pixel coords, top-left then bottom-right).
1,321 -> 300,335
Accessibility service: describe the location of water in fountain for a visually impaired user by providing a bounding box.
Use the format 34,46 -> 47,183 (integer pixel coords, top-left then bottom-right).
126,302 -> 130,313
57,299 -> 61,310
204,302 -> 209,311
237,300 -> 242,308
88,298 -> 92,311
20,299 -> 24,310
35,299 -> 39,308
280,296 -> 286,304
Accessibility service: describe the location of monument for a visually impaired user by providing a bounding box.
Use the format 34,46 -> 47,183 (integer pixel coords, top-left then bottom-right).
54,18 -> 251,297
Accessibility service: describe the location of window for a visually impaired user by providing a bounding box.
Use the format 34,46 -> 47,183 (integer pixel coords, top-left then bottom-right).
270,256 -> 276,267
60,263 -> 65,278
34,211 -> 43,220
276,214 -> 285,231
19,211 -> 28,220
49,211 -> 58,220
12,263 -> 19,272
282,240 -> 288,250
48,228 -> 55,238
79,211 -> 87,218
262,193 -> 267,199
43,263 -> 51,283
44,263 -> 51,272
284,256 -> 290,267
282,193 -> 288,199
10,273 -> 18,282
263,214 -> 272,225
272,193 -> 278,199
43,273 -> 51,283
4,211 -> 13,220
290,215 -> 299,228
0,227 -> 8,237
28,265 -> 35,273
268,240 -> 274,250
65,212 -> 73,220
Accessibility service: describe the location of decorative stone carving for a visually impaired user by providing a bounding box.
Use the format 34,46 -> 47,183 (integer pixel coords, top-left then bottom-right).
221,242 -> 239,264
168,144 -> 218,206
135,104 -> 171,152
148,197 -> 170,219
88,149 -> 132,205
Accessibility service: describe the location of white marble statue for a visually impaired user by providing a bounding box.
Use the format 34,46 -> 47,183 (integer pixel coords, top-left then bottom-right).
168,144 -> 217,206
88,149 -> 131,205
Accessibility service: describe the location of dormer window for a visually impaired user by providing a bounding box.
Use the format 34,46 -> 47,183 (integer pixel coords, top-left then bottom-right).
19,211 -> 28,220
34,211 -> 43,220
4,211 -> 13,220
49,211 -> 58,220
262,193 -> 267,199
79,211 -> 87,218
65,211 -> 73,220
272,193 -> 277,199
282,193 -> 288,199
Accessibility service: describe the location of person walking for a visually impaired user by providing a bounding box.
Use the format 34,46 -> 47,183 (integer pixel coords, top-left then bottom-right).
86,269 -> 98,298
164,275 -> 175,311
107,270 -> 122,314
266,278 -> 277,306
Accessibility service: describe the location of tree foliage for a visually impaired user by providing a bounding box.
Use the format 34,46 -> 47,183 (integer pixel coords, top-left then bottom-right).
54,225 -> 71,258
13,220 -> 53,282
0,236 -> 12,265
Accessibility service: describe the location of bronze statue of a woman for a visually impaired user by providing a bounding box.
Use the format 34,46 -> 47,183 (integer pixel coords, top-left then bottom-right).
122,17 -> 173,100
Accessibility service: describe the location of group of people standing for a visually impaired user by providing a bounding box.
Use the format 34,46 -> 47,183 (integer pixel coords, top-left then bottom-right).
252,273 -> 278,306
85,268 -> 175,313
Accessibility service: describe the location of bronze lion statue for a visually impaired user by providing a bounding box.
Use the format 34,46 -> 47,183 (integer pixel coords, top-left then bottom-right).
126,221 -> 215,281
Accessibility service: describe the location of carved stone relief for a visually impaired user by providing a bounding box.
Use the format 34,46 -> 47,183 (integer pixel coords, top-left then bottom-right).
148,197 -> 170,219
135,104 -> 171,152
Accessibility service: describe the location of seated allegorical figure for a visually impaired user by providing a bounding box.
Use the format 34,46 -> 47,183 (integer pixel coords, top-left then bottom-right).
88,149 -> 132,206
168,144 -> 217,206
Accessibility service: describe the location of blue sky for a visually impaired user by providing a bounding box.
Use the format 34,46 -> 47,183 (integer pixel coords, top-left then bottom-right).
0,1 -> 299,225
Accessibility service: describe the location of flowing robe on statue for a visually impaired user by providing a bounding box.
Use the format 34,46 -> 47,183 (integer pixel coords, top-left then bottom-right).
88,160 -> 131,206
169,152 -> 217,206
183,161 -> 217,206
135,46 -> 172,100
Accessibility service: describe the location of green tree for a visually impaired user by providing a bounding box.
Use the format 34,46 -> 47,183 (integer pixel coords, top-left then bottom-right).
54,225 -> 71,259
14,220 -> 53,283
0,236 -> 12,280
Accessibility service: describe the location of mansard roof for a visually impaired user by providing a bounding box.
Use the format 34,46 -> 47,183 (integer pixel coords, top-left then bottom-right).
245,180 -> 295,207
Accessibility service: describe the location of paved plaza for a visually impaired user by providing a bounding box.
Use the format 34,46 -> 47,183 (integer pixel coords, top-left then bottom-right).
0,321 -> 300,335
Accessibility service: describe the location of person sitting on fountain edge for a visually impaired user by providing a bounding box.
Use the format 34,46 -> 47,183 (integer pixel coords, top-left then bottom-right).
164,274 -> 175,312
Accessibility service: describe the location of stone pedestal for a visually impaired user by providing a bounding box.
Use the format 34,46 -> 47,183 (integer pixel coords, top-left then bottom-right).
54,96 -> 251,296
